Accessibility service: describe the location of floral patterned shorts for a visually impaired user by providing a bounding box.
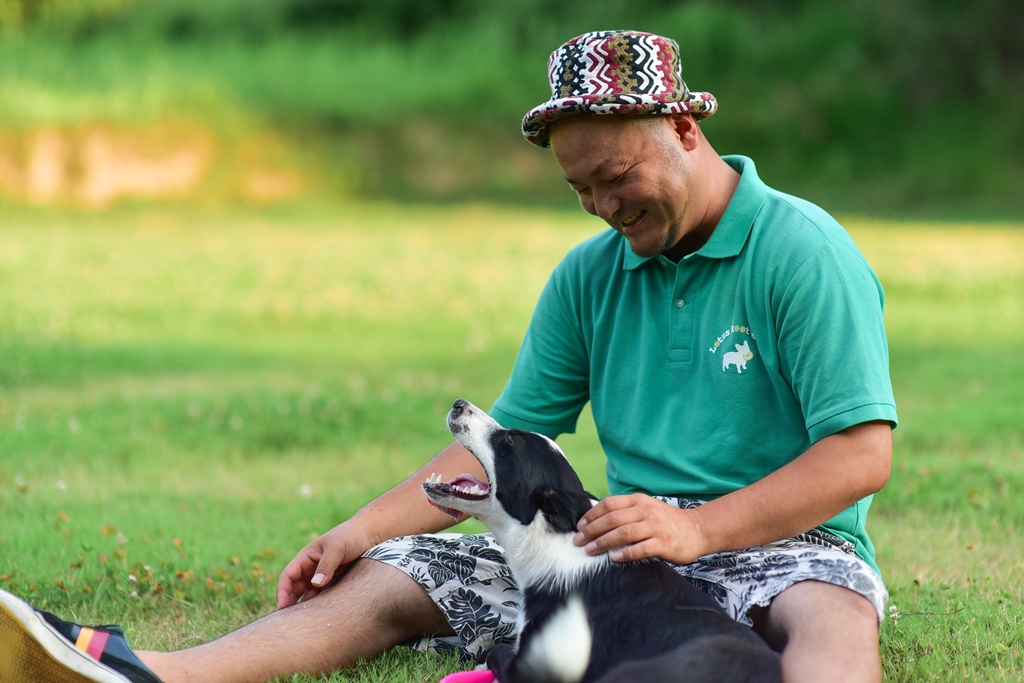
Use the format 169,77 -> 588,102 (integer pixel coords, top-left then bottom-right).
362,497 -> 888,663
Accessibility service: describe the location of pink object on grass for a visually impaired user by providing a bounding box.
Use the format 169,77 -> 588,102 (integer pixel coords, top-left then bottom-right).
439,670 -> 496,683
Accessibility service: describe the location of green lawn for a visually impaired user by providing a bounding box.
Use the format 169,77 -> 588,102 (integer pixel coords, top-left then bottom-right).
0,203 -> 1021,681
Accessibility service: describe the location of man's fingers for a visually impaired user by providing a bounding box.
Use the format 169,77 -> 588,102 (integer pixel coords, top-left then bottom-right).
575,505 -> 644,546
310,561 -> 334,589
276,522 -> 376,607
580,519 -> 655,555
279,579 -> 308,608
306,538 -> 362,592
577,494 -> 636,528
298,586 -> 322,603
277,560 -> 312,608
276,543 -> 322,608
611,538 -> 660,563
577,497 -> 703,565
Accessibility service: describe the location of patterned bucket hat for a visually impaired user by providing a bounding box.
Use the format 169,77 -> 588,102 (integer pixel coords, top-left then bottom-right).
522,30 -> 718,148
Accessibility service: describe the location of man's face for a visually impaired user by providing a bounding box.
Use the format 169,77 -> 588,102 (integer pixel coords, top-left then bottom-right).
550,115 -> 695,259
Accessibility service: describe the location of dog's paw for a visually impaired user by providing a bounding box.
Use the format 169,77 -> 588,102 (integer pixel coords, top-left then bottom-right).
485,643 -> 516,682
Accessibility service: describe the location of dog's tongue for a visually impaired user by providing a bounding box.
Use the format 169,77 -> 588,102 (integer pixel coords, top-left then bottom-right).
423,472 -> 489,523
427,499 -> 468,523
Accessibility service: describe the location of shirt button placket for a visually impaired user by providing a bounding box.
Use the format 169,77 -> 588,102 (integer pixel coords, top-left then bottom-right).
669,269 -> 692,361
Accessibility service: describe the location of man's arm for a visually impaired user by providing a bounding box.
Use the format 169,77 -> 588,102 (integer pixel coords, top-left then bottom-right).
573,421 -> 892,565
276,440 -> 483,608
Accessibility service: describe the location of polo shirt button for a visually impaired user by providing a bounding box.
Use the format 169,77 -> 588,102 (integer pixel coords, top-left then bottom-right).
675,299 -> 686,308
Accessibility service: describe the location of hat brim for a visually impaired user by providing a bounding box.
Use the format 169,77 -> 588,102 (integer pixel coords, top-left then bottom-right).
521,91 -> 717,148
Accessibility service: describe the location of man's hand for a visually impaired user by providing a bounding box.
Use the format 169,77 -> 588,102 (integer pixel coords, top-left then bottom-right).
276,521 -> 375,608
573,493 -> 710,565
573,423 -> 892,567
274,441 -> 483,609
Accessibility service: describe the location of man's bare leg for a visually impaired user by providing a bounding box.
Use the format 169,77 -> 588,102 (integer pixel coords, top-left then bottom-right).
138,559 -> 454,683
752,580 -> 882,683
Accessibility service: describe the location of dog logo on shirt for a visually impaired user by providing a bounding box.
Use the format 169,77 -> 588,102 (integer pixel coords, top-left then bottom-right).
708,325 -> 757,374
722,340 -> 754,374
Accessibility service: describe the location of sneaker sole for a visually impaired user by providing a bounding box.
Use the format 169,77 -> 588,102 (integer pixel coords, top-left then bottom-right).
0,589 -> 130,683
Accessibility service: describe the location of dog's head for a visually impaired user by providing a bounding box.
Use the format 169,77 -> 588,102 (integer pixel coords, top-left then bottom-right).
423,399 -> 594,535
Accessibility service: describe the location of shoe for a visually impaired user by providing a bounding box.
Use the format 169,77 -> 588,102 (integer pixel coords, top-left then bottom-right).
0,588 -> 162,683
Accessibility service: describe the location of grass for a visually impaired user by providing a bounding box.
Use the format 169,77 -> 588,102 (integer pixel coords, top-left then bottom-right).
0,202 -> 1021,681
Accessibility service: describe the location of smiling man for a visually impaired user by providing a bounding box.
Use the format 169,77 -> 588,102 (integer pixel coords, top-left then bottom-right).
1,30 -> 897,683
553,114 -> 735,261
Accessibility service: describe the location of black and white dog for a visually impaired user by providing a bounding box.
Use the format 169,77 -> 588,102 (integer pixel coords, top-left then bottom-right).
423,399 -> 781,683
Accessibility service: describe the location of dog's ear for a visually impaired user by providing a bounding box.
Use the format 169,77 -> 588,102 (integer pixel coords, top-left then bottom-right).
532,488 -> 594,534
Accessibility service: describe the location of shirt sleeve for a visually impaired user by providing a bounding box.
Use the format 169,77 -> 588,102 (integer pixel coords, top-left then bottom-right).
489,264 -> 590,437
773,240 -> 898,443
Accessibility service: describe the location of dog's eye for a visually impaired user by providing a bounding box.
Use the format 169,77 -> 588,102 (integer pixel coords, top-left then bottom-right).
505,433 -> 515,446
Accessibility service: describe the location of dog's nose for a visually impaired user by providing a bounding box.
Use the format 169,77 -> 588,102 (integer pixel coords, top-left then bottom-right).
451,399 -> 468,417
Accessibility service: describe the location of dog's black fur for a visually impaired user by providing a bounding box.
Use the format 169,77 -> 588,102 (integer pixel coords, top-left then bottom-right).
424,399 -> 782,683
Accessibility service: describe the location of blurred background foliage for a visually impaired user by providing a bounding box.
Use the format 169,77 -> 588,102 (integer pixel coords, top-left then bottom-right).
0,0 -> 1021,214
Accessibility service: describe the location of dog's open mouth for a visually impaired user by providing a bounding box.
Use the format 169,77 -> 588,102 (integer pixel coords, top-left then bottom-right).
423,472 -> 490,521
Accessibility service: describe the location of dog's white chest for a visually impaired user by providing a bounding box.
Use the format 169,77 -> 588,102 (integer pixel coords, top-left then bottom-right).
495,513 -> 610,590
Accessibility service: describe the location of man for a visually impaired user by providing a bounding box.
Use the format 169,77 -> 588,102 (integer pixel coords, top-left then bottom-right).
1,30 -> 896,683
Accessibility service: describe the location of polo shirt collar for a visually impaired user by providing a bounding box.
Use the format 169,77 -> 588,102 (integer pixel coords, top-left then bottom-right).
622,155 -> 767,270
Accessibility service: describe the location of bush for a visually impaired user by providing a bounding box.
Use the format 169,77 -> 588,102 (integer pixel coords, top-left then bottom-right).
1,0 -> 1022,213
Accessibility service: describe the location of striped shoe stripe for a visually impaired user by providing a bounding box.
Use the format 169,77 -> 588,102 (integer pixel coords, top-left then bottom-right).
75,626 -> 110,660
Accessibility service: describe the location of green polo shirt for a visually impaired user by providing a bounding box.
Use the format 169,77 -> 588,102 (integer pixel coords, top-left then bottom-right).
490,155 -> 897,573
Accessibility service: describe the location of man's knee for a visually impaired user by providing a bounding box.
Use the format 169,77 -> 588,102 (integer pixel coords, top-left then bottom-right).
339,558 -> 455,640
753,581 -> 882,683
754,580 -> 879,651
